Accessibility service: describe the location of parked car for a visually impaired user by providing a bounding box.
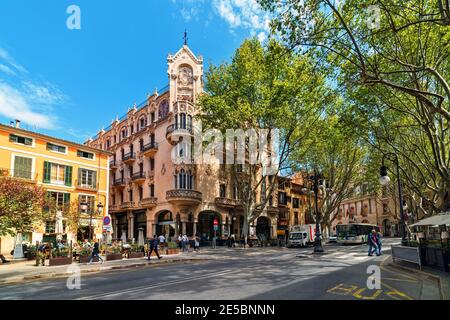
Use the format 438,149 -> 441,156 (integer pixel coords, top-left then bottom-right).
328,234 -> 338,243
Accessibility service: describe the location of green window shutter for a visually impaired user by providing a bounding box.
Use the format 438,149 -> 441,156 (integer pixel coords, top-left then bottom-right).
63,193 -> 70,206
65,166 -> 73,186
43,161 -> 51,183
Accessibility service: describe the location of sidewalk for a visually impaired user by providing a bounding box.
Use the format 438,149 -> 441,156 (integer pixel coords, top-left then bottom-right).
0,251 -> 214,285
387,260 -> 450,300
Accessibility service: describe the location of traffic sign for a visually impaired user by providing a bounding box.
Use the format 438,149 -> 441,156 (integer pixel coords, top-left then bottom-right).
103,216 -> 111,226
213,218 -> 219,226
213,225 -> 218,231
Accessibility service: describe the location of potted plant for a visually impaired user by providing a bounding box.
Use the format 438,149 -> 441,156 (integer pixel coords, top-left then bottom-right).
106,245 -> 123,261
128,244 -> 145,259
166,241 -> 180,255
25,245 -> 37,260
78,247 -> 99,263
49,248 -> 72,266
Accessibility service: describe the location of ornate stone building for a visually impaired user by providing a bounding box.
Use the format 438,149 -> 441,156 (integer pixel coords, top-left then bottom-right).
86,44 -> 280,243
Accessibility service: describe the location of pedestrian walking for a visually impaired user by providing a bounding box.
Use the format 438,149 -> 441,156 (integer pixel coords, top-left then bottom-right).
89,241 -> 104,264
212,235 -> 217,249
194,235 -> 200,252
177,234 -> 183,250
158,234 -> 166,253
376,231 -> 383,255
148,235 -> 162,260
368,229 -> 379,256
181,234 -> 188,252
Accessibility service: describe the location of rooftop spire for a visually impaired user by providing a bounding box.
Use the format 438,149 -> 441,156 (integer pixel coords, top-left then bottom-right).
183,29 -> 188,46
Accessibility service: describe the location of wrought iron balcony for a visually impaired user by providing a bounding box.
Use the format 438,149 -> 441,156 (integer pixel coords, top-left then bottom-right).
122,152 -> 136,164
110,160 -> 118,170
142,142 -> 158,157
166,124 -> 193,145
131,171 -> 146,183
120,201 -> 136,210
113,178 -> 127,187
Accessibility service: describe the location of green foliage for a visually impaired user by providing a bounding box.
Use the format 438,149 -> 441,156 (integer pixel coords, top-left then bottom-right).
167,242 -> 178,249
0,177 -> 51,236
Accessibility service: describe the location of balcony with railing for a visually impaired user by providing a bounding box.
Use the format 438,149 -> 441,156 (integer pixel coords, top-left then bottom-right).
76,180 -> 98,192
122,152 -> 136,164
113,178 -> 127,188
142,142 -> 158,157
140,197 -> 158,208
131,171 -> 146,184
120,201 -> 137,210
214,197 -> 237,208
0,168 -> 37,183
166,189 -> 202,205
166,124 -> 193,145
110,160 -> 118,170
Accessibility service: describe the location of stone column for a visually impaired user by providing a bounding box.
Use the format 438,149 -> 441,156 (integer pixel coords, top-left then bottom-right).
221,222 -> 225,236
113,215 -> 118,240
128,212 -> 134,241
146,222 -> 154,240
193,221 -> 197,236
182,222 -> 187,235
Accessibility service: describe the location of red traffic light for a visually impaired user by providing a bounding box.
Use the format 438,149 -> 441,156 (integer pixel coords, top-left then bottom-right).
213,218 -> 219,225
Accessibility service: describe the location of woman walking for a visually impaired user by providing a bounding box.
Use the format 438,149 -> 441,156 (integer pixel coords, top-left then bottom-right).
89,241 -> 104,264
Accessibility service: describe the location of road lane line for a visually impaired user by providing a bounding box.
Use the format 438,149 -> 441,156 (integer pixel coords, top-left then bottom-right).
76,269 -> 235,300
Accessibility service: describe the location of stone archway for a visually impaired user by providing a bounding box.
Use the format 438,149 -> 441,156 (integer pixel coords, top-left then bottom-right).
197,211 -> 222,243
256,216 -> 271,240
155,210 -> 175,240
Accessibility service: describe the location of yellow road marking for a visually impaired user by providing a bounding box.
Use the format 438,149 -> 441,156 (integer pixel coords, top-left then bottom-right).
381,281 -> 413,300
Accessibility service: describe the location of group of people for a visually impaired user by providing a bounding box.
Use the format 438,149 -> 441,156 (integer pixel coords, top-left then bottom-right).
368,229 -> 383,256
176,234 -> 200,252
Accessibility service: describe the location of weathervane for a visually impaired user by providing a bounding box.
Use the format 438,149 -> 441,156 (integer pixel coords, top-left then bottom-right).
183,29 -> 188,46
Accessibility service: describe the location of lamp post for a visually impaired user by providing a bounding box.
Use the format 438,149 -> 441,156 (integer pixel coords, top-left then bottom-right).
304,170 -> 324,253
379,152 -> 408,246
83,201 -> 104,242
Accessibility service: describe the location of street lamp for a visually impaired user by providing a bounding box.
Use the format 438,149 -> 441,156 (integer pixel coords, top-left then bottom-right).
379,153 -> 408,246
304,170 -> 324,253
86,201 -> 104,242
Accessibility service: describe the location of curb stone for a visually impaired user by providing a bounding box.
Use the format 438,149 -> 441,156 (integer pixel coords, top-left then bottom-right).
0,258 -> 206,286
387,262 -> 447,300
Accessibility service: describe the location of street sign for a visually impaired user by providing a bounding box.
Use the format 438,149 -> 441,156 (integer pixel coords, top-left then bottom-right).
213,225 -> 218,231
103,225 -> 112,232
103,216 -> 111,226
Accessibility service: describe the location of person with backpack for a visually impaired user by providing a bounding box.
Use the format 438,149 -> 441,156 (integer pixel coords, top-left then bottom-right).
148,235 -> 162,260
89,241 -> 104,264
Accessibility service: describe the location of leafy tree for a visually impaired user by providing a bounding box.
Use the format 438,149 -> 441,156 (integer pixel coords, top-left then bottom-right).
0,177 -> 51,237
260,0 -> 450,214
292,102 -> 368,235
198,38 -> 328,243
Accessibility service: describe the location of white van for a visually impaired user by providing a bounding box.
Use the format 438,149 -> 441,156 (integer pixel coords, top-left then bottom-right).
287,224 -> 316,248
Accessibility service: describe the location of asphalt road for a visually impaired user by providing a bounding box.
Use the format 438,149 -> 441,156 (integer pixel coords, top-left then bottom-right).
0,238 -> 440,300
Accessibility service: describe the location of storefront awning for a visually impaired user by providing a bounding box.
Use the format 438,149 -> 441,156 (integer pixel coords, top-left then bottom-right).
411,212 -> 450,227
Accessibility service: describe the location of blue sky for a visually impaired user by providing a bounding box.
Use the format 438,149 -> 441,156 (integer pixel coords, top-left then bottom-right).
0,0 -> 271,143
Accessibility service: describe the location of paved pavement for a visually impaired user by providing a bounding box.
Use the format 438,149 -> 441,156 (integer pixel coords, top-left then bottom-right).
0,238 -> 448,300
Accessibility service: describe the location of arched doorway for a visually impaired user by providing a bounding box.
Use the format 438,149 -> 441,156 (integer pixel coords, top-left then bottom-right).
156,210 -> 175,240
198,211 -> 222,243
382,219 -> 391,237
256,216 -> 271,240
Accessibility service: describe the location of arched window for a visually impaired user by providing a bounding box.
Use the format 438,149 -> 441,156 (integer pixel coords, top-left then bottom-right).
173,171 -> 178,189
180,113 -> 186,129
158,100 -> 169,119
188,170 -> 193,189
180,169 -> 186,189
121,127 -> 127,140
187,115 -> 192,130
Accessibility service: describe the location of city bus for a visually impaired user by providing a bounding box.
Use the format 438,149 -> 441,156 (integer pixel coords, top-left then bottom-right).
336,223 -> 380,245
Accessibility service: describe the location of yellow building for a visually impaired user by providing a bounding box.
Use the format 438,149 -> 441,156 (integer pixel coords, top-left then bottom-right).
0,121 -> 111,255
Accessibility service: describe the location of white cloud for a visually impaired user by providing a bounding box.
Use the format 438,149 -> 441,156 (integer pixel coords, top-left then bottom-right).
0,47 -> 65,130
0,82 -> 56,129
212,0 -> 271,42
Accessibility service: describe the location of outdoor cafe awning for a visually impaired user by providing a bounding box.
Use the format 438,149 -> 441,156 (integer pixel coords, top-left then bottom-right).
411,212 -> 450,227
